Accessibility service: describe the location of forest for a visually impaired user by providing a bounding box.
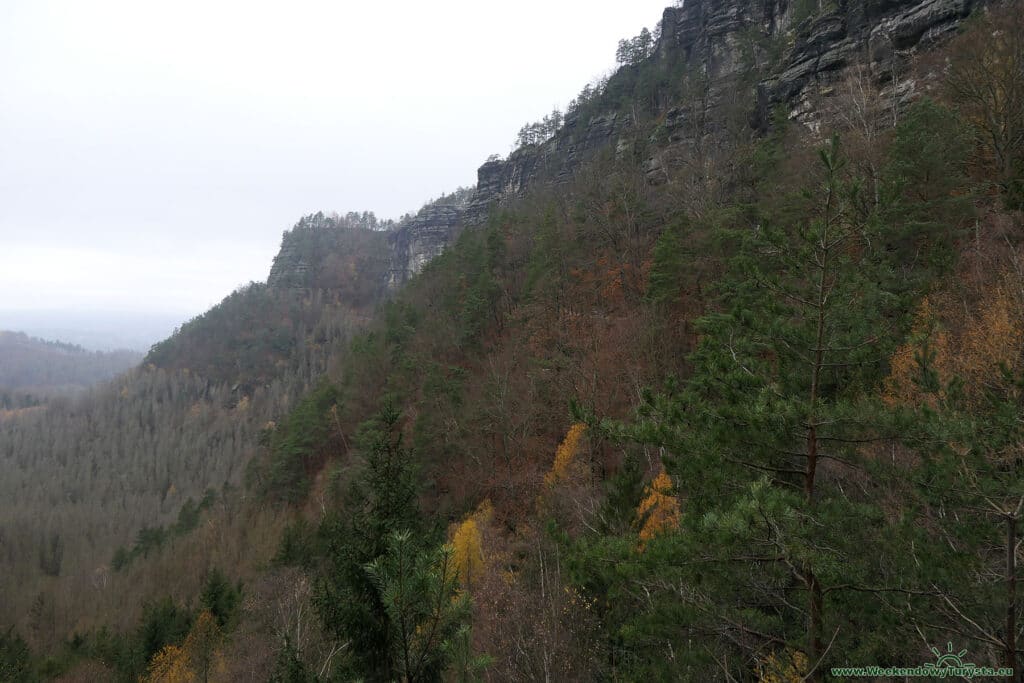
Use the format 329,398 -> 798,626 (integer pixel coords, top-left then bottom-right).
0,332 -> 140,410
2,0 -> 1024,681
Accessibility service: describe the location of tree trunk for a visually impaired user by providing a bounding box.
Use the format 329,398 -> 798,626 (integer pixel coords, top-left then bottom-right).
807,566 -> 824,683
1008,514 -> 1018,681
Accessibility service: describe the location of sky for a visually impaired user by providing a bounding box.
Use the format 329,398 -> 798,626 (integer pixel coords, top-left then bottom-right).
0,0 -> 670,327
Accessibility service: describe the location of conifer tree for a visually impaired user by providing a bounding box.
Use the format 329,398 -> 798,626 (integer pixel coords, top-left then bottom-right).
896,280 -> 1024,676
591,137 -> 925,679
365,531 -> 470,682
314,400 -> 438,680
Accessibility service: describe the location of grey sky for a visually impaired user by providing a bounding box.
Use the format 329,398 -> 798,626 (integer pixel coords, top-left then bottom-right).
0,0 -> 669,320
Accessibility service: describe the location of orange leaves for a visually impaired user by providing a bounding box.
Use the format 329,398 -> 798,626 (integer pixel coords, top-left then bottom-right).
960,286 -> 1024,391
141,610 -> 224,683
884,296 -> 950,406
885,281 -> 1024,407
545,423 -> 587,486
142,645 -> 192,683
635,470 -> 681,550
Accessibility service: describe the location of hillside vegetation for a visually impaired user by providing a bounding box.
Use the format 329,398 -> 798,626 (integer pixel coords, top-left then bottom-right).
2,2 -> 1024,681
0,331 -> 140,407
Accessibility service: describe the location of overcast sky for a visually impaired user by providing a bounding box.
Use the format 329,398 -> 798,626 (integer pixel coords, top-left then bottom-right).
0,0 -> 669,322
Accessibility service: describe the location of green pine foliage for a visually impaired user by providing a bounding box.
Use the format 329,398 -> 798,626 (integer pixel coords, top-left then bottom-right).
0,628 -> 33,683
312,401 -> 429,680
258,382 -> 343,504
199,568 -> 243,629
365,531 -> 470,681
645,216 -> 690,305
269,635 -> 318,683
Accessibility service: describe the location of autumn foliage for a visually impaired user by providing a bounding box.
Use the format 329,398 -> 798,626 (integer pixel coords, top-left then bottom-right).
757,649 -> 809,683
635,470 -> 681,550
451,500 -> 493,590
141,610 -> 224,683
545,423 -> 587,486
885,276 -> 1024,407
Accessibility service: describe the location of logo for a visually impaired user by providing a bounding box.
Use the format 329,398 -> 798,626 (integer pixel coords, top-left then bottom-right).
830,641 -> 1013,679
923,642 -> 975,674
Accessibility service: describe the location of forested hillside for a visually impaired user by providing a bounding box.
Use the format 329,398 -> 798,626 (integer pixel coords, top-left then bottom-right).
0,331 -> 140,407
2,0 -> 1024,681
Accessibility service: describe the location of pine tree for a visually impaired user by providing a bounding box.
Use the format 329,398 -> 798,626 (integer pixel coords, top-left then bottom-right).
313,400 -> 424,680
365,531 -> 471,682
592,137 -> 925,679
897,278 -> 1024,675
269,635 -> 317,683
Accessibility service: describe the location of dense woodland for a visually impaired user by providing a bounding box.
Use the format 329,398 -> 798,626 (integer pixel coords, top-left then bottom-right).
2,1 -> 1024,681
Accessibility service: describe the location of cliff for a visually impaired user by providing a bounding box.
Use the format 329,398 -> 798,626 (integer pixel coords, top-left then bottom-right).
272,0 -> 985,293
267,212 -> 391,305
472,0 -> 981,205
386,203 -> 464,289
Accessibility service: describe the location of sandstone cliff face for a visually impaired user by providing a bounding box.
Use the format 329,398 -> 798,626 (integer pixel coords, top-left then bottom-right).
756,0 -> 977,123
386,204 -> 463,289
277,0 -> 984,293
267,212 -> 390,305
463,111 -> 625,224
267,212 -> 341,289
472,0 -> 981,206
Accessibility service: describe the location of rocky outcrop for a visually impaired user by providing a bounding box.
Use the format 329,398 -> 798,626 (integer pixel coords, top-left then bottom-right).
386,204 -> 463,289
267,212 -> 340,289
469,0 -> 984,211
757,0 -> 978,124
267,212 -> 391,302
464,111 -> 626,224
279,0 -> 987,292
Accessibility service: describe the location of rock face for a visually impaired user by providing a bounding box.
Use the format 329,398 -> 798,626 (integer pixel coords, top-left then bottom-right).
464,111 -> 626,225
756,0 -> 978,125
267,212 -> 340,289
267,212 -> 391,303
386,204 -> 463,289
467,0 -> 982,217
282,0 -> 985,292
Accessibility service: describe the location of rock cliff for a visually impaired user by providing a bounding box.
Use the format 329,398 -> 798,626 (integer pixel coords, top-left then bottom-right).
471,0 -> 982,212
273,0 -> 986,293
386,203 -> 463,289
267,212 -> 391,305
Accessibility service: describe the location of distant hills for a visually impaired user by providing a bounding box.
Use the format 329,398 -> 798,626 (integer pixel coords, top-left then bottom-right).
0,330 -> 141,401
0,309 -> 186,352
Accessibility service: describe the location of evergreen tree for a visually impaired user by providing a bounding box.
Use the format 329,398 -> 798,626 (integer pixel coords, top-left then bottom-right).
585,137 -> 927,679
0,628 -> 32,683
365,531 -> 470,682
199,568 -> 242,630
903,284 -> 1024,675
269,635 -> 317,683
313,400 -> 423,680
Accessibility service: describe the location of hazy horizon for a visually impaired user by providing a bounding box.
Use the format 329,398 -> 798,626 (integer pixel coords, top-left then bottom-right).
0,308 -> 191,351
1,0 -> 670,326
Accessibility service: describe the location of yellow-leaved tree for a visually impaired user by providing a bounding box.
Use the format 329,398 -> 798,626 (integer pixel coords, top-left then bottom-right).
183,610 -> 223,683
545,423 -> 587,485
141,610 -> 224,683
142,645 -> 192,683
885,280 -> 1024,407
757,649 -> 809,683
451,500 -> 493,590
635,470 -> 680,550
